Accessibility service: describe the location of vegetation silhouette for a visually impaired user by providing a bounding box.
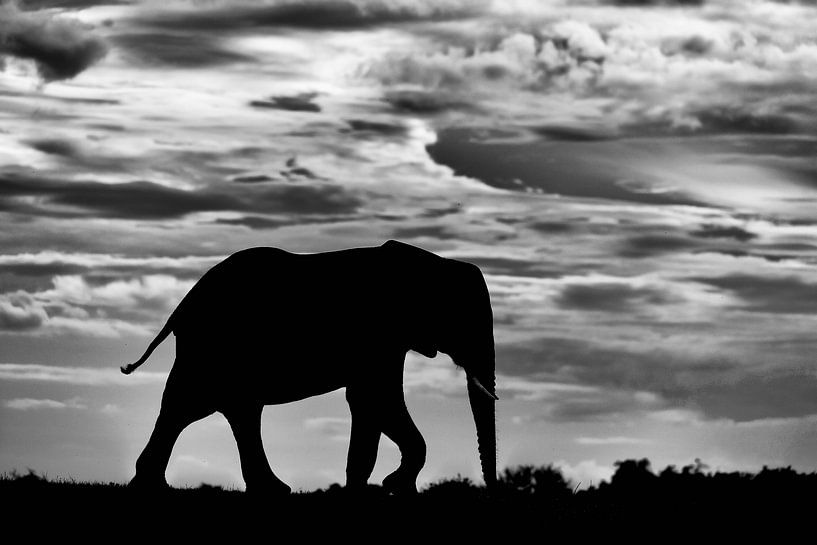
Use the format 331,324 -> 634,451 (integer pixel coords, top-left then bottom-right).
119,241 -> 497,495
3,460 -> 813,537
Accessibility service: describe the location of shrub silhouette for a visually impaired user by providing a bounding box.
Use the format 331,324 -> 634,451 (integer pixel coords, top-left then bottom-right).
3,458 -> 814,536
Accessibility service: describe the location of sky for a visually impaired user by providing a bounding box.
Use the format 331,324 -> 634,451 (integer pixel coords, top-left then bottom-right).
1,0 -> 816,491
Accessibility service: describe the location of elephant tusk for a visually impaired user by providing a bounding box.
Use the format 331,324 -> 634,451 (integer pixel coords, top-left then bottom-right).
468,375 -> 499,401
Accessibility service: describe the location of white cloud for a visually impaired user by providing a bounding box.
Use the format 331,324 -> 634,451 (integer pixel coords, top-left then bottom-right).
100,403 -> 122,415
554,459 -> 615,489
575,436 -> 652,446
303,416 -> 351,441
5,396 -> 87,411
41,274 -> 193,309
0,251 -> 222,270
0,363 -> 167,386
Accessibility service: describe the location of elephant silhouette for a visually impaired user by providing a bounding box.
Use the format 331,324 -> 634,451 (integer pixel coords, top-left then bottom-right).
121,240 -> 497,494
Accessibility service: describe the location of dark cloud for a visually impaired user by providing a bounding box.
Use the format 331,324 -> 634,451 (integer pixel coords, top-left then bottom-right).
0,172 -> 361,220
213,214 -> 353,230
693,108 -> 801,136
0,4 -> 107,81
690,224 -> 757,242
619,234 -> 699,258
693,374 -> 817,422
0,88 -> 119,105
250,92 -> 321,113
113,33 -> 256,68
420,205 -> 462,218
17,0 -> 131,9
280,156 -> 323,181
232,175 -> 276,184
533,125 -> 617,142
605,0 -> 705,6
692,274 -> 817,314
0,293 -> 45,331
427,128 -> 705,206
129,0 -> 482,33
661,35 -> 714,56
342,119 -> 408,138
0,262 -> 87,278
555,282 -> 676,312
26,138 -> 79,157
384,90 -> 472,114
496,336 -> 817,422
213,216 -> 290,230
529,221 -> 575,234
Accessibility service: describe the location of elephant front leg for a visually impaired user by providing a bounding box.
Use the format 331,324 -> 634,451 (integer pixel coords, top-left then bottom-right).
346,383 -> 427,495
380,397 -> 426,495
345,387 -> 382,491
223,403 -> 291,496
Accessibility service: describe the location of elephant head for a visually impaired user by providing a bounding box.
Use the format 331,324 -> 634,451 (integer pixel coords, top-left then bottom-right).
383,240 -> 498,488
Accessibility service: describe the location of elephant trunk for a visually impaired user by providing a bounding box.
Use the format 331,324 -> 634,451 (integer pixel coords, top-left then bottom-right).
466,361 -> 497,489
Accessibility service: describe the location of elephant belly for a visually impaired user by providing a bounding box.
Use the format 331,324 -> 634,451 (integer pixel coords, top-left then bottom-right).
173,332 -> 366,406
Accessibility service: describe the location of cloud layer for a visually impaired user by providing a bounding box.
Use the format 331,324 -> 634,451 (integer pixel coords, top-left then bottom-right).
0,2 -> 107,81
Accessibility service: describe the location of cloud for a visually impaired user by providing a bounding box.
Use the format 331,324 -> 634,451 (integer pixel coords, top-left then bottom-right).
0,295 -> 48,330
250,92 -> 321,112
39,274 -> 192,310
618,234 -> 700,258
391,225 -> 458,240
383,90 -> 474,114
604,0 -> 705,6
5,396 -> 86,410
129,0 -> 484,33
692,373 -> 817,422
691,224 -> 757,242
554,282 -> 677,312
0,271 -> 195,337
342,119 -> 409,138
371,22 -> 608,98
0,172 -> 361,220
304,416 -> 351,441
426,128 -> 705,206
366,3 -> 817,150
575,436 -> 652,446
113,32 -> 257,68
16,1 -> 130,9
553,459 -> 614,489
0,251 -> 219,270
0,2 -> 107,81
692,273 -> 817,314
0,363 -> 167,385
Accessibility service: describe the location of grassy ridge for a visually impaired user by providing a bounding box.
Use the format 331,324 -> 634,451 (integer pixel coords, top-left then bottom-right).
3,459 -> 814,537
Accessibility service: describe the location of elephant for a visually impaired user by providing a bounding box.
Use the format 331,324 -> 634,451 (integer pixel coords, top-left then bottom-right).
121,239 -> 497,495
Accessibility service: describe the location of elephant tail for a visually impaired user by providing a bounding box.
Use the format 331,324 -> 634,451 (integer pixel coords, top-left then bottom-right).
120,317 -> 174,375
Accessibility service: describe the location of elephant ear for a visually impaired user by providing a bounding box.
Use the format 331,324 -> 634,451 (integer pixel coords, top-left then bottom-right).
382,240 -> 441,358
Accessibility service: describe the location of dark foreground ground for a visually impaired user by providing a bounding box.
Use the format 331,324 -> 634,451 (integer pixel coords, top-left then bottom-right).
3,459 -> 814,539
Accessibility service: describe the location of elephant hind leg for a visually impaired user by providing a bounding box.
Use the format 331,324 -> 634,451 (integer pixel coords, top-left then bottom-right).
222,404 -> 290,496
131,385 -> 214,489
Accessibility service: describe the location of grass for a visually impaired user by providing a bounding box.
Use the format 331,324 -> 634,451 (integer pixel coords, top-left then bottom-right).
2,459 -> 814,538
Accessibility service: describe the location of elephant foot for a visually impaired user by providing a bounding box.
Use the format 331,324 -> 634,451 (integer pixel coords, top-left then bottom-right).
127,473 -> 170,492
382,471 -> 419,496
